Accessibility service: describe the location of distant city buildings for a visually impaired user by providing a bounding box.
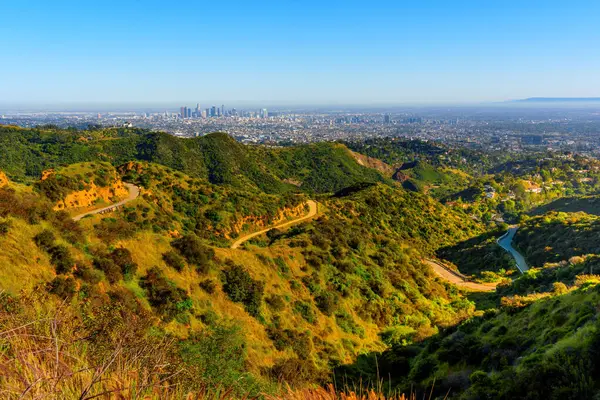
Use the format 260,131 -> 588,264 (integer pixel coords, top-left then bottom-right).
3,107 -> 599,155
178,104 -> 270,120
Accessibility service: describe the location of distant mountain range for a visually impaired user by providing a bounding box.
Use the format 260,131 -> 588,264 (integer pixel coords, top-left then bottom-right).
512,97 -> 600,103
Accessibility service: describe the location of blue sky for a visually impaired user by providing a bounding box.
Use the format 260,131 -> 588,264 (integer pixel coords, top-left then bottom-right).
1,0 -> 599,105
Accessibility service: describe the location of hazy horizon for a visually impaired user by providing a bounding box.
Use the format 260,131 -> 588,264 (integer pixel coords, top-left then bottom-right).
3,99 -> 600,114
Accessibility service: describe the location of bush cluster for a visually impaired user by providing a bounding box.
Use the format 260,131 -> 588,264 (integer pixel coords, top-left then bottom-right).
33,230 -> 74,274
172,234 -> 215,274
221,263 -> 264,318
140,267 -> 192,322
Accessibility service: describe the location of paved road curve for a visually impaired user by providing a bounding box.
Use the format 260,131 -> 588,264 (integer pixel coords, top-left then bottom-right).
231,200 -> 318,249
424,259 -> 497,292
72,183 -> 140,221
497,227 -> 529,273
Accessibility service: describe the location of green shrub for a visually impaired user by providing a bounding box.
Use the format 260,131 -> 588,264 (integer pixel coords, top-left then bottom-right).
34,229 -> 56,251
107,287 -> 145,315
95,218 -> 137,243
221,264 -> 264,318
179,323 -> 261,397
48,245 -> 74,274
93,257 -> 123,283
140,267 -> 191,322
109,247 -> 137,278
163,250 -> 186,272
315,292 -> 337,316
293,301 -> 317,324
267,228 -> 283,244
75,266 -> 103,284
48,276 -> 77,299
266,294 -> 286,311
335,311 -> 364,337
199,279 -> 217,294
199,309 -> 219,325
52,211 -> 85,244
274,256 -> 290,275
172,234 -> 215,273
0,220 -> 10,236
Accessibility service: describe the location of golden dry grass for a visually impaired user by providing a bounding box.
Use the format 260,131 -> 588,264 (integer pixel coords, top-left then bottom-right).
0,295 -> 410,400
0,219 -> 55,293
267,385 -> 415,400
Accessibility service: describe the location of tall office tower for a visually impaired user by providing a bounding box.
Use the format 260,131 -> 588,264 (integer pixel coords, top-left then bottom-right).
384,114 -> 391,124
211,106 -> 216,117
221,105 -> 225,116
180,107 -> 186,118
205,108 -> 210,118
196,103 -> 201,115
261,108 -> 268,119
201,109 -> 207,118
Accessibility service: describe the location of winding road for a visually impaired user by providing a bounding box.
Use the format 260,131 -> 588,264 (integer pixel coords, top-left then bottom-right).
497,227 -> 528,273
72,183 -> 140,221
70,186 -> 520,292
424,259 -> 497,292
425,227 -> 529,291
231,200 -> 318,249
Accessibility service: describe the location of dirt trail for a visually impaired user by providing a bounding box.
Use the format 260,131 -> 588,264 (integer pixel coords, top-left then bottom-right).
424,259 -> 497,292
72,183 -> 140,221
231,200 -> 318,249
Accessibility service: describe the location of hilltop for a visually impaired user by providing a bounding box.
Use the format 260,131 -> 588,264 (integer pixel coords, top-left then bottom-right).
0,126 -> 389,194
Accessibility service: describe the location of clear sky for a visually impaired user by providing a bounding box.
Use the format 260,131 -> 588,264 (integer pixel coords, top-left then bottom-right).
1,0 -> 599,105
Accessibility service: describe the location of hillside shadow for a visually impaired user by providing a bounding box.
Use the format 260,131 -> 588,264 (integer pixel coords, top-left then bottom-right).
529,195 -> 600,216
436,230 -> 515,276
466,290 -> 499,310
334,312 -> 492,399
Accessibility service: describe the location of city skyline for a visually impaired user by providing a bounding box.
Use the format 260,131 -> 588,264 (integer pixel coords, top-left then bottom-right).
2,1 -> 600,105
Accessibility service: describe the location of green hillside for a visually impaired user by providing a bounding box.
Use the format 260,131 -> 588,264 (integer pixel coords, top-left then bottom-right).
0,126 -> 387,194
0,144 -> 484,397
515,212 -> 600,268
343,282 -> 600,399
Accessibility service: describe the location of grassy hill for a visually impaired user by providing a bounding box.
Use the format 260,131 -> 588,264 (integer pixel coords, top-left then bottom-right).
338,205 -> 600,399
0,149 -> 484,397
515,211 -> 600,268
342,281 -> 600,399
0,126 -> 388,194
395,161 -> 471,198
529,195 -> 600,216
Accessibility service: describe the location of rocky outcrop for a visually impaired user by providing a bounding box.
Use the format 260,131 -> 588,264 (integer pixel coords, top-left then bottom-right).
221,202 -> 308,239
348,150 -> 395,177
392,169 -> 410,182
54,181 -> 129,211
117,161 -> 145,175
0,171 -> 8,187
